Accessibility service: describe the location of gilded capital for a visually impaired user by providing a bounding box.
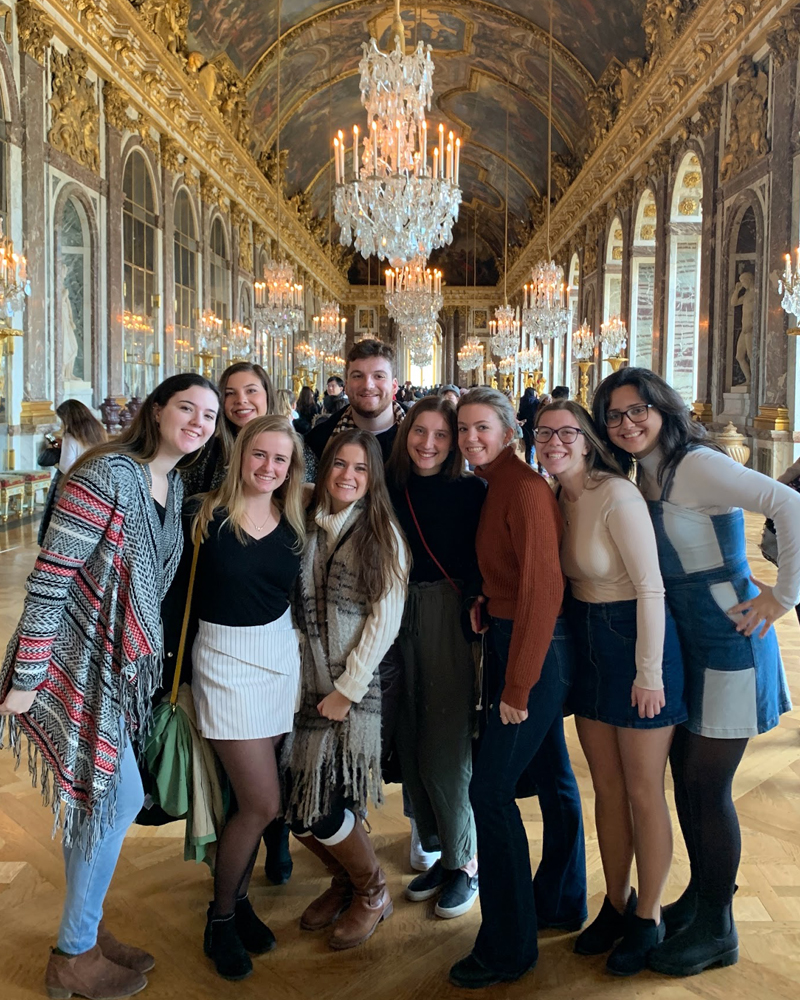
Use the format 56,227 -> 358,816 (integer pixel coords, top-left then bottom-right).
17,0 -> 54,64
160,134 -> 182,173
103,80 -> 133,132
48,49 -> 100,174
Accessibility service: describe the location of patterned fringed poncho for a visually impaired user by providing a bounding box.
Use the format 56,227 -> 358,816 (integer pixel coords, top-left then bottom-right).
0,454 -> 182,855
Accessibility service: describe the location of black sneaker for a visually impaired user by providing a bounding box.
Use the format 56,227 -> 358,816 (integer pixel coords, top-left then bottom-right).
435,870 -> 479,919
405,860 -> 449,901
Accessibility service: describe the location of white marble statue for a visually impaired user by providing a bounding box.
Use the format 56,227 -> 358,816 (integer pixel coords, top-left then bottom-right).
62,284 -> 79,383
730,269 -> 754,386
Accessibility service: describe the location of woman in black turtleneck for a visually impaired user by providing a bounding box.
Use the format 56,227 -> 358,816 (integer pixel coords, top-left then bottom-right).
387,395 -> 485,921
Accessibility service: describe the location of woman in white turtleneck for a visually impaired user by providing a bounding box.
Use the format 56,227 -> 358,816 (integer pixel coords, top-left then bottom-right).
593,368 -> 800,981
282,429 -> 408,953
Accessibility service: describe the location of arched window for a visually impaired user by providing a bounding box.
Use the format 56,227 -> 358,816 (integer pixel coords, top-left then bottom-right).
60,198 -> 92,386
174,188 -> 198,372
208,216 -> 229,378
630,190 -> 657,369
601,217 -> 624,376
667,153 -> 703,403
122,151 -> 158,398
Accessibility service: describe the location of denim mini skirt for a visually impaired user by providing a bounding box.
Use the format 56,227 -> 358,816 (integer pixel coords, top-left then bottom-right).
568,598 -> 687,730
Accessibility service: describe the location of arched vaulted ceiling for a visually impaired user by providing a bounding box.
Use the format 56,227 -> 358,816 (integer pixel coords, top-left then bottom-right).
187,2 -> 649,280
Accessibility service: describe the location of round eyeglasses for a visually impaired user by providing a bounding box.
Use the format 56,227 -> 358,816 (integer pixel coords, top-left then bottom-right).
533,426 -> 585,444
605,403 -> 652,428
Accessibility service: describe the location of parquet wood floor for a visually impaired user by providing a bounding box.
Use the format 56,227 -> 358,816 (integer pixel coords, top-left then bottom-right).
0,515 -> 797,1000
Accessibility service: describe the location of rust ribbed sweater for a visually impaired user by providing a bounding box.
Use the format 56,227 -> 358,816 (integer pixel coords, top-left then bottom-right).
475,446 -> 565,710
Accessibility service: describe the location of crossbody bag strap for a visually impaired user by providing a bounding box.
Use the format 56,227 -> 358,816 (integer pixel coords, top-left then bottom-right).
404,487 -> 461,596
170,536 -> 202,710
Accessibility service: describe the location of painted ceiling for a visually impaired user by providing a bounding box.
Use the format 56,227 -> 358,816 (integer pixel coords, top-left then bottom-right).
188,2 -> 648,283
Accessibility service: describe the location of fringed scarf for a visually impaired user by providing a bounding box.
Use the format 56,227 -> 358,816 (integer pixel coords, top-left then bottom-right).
0,455 -> 182,857
282,499 -> 383,827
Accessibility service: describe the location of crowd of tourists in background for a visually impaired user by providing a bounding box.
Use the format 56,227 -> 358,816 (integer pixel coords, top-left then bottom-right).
0,338 -> 798,998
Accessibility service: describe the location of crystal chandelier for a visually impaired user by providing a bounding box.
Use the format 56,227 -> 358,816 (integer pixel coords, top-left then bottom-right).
333,2 -> 461,266
313,300 -> 347,356
522,261 -> 571,341
229,323 -> 252,360
255,264 -> 304,340
572,320 -> 595,361
498,355 -> 517,377
489,304 -> 520,359
403,317 -> 436,367
600,315 -> 628,360
779,247 -> 800,333
195,310 -> 223,378
457,337 -> 483,372
0,219 -> 30,322
385,257 -> 443,327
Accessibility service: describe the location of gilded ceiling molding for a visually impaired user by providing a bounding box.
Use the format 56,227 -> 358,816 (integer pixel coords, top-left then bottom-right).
767,6 -> 800,65
16,0 -> 55,63
719,55 -> 770,182
160,133 -> 182,172
34,0 -> 349,299
103,79 -> 134,131
48,48 -> 100,173
505,0 -> 791,292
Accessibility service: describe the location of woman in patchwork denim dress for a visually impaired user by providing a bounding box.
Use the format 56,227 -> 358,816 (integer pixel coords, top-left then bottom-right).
593,369 -> 800,979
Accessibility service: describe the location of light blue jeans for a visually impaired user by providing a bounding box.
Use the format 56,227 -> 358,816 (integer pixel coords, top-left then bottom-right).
58,736 -> 144,954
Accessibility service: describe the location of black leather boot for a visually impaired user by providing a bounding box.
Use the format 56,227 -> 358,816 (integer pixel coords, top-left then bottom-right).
662,882 -> 697,939
648,898 -> 738,976
203,906 -> 253,981
235,895 -> 277,955
607,914 -> 665,976
574,889 -> 638,956
263,819 -> 293,885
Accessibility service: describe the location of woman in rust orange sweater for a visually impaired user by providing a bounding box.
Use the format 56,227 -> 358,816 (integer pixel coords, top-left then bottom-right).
448,387 -> 586,991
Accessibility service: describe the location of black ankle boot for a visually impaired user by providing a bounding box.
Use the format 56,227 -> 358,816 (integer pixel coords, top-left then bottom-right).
204,906 -> 253,981
574,889 -> 638,956
263,819 -> 293,886
662,882 -> 697,939
606,914 -> 665,976
648,899 -> 738,976
235,895 -> 277,955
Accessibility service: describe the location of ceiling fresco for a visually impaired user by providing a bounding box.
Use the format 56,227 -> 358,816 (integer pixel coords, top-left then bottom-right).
187,1 -> 649,281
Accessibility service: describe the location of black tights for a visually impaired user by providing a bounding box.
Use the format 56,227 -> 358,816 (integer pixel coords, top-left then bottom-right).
210,736 -> 282,916
669,727 -> 748,906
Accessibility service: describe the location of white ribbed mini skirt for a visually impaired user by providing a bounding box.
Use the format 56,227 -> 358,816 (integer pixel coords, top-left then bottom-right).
191,608 -> 301,740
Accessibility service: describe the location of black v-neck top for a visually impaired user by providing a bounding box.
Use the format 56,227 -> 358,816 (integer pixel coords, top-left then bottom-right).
193,510 -> 300,627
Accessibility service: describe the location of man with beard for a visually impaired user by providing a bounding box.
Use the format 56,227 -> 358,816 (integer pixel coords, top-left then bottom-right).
305,339 -> 404,468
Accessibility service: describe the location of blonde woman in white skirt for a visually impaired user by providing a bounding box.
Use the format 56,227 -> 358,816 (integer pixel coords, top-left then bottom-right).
190,415 -> 306,982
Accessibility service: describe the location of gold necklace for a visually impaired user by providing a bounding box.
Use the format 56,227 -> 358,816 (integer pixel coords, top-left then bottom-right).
245,508 -> 273,533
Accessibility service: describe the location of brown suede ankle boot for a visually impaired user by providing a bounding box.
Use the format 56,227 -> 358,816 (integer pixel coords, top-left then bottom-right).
295,834 -> 353,931
97,922 -> 155,974
45,944 -> 147,1000
323,821 -> 393,951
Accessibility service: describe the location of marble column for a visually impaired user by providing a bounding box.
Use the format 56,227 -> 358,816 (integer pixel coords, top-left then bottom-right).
651,174 -> 670,375
161,169 -> 176,376
694,132 -> 720,421
19,52 -> 47,400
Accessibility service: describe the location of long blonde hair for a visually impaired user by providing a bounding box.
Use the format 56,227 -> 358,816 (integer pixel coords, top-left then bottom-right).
193,415 -> 306,549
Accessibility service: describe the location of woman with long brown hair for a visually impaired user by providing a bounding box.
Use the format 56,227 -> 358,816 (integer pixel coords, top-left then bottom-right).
386,396 -> 484,919
535,399 -> 686,975
190,415 -> 306,981
282,429 -> 408,952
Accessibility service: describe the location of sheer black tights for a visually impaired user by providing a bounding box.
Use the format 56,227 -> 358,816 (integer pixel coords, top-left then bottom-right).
210,736 -> 282,916
669,727 -> 748,906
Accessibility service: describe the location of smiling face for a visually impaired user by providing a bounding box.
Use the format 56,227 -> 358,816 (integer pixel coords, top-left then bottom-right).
605,384 -> 663,458
326,443 -> 370,513
407,410 -> 453,476
535,410 -> 589,480
241,431 -> 293,499
457,404 -> 514,468
155,386 -> 219,459
224,371 -> 269,429
346,356 -> 398,419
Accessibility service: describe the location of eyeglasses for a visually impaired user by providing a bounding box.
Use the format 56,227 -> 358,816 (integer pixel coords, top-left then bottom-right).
533,426 -> 585,444
605,404 -> 652,428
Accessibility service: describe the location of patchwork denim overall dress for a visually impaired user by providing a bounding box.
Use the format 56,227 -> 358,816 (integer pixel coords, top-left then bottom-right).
648,461 -> 791,738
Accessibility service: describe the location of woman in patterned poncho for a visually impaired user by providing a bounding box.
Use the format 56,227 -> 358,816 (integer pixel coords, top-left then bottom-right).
0,373 -> 219,1000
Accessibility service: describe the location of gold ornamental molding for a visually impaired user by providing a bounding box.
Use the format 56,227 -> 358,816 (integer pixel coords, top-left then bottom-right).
505,0 -> 798,294
34,0 -> 348,300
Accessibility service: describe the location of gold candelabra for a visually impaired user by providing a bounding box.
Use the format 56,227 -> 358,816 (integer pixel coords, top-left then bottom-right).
578,361 -> 594,410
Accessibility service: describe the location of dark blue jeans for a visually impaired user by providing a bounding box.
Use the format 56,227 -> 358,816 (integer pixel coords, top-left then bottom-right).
470,617 -> 586,978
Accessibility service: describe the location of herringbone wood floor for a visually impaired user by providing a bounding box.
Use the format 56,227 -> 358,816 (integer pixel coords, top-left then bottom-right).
0,515 -> 798,1000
